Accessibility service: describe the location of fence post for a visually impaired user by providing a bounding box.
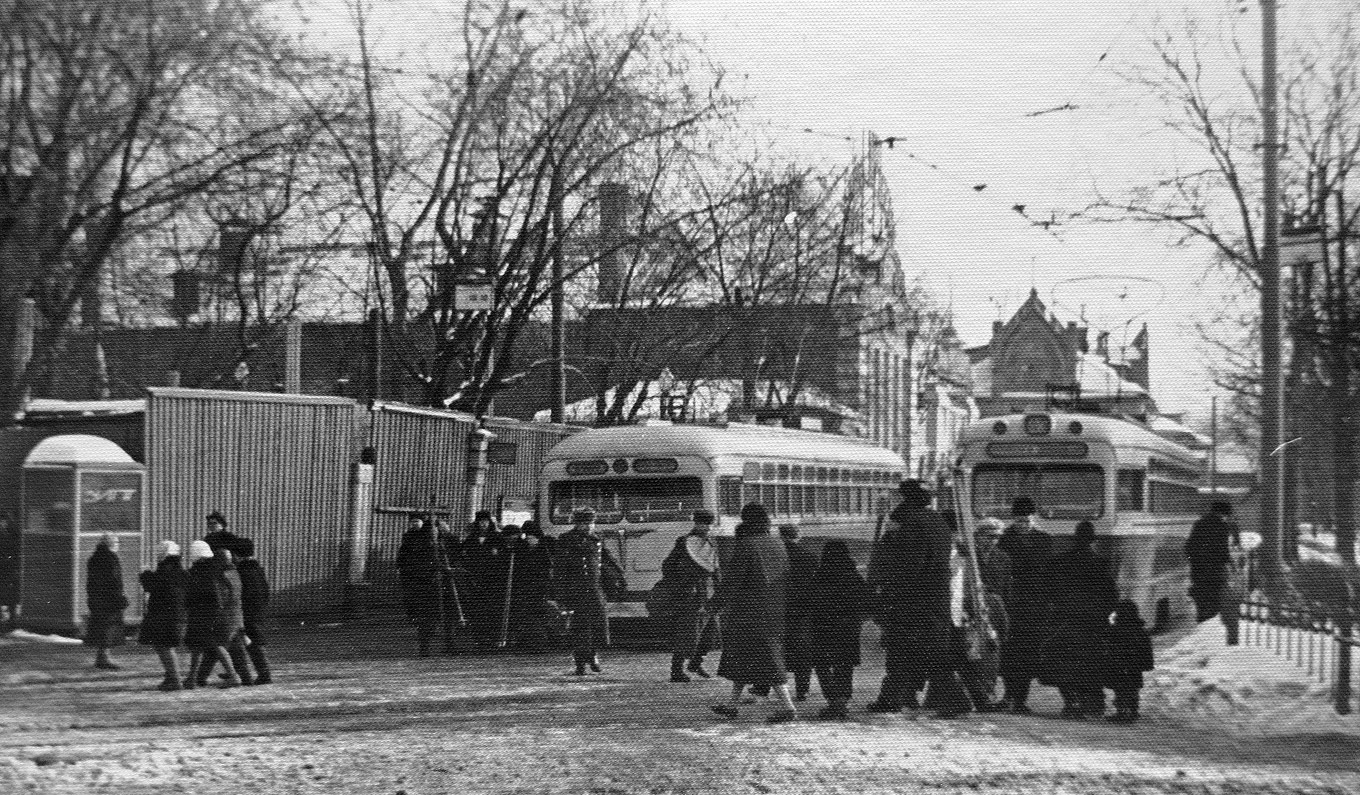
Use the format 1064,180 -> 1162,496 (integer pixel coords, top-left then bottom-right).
1338,615 -> 1353,716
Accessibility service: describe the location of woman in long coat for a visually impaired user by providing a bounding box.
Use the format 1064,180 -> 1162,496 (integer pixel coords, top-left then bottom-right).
85,533 -> 128,670
139,540 -> 188,690
183,541 -> 243,688
397,517 -> 452,657
806,540 -> 872,720
710,504 -> 798,723
1041,520 -> 1117,718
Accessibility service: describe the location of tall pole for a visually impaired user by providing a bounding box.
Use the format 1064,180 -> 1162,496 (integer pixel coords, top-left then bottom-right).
1259,0 -> 1285,584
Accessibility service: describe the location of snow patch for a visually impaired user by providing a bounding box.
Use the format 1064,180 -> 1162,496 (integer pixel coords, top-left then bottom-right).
1,629 -> 83,644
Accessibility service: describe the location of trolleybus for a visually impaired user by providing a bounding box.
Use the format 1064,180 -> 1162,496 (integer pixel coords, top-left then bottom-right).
540,421 -> 906,616
954,411 -> 1207,629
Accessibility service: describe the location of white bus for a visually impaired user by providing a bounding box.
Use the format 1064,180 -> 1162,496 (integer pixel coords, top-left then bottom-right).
954,411 -> 1206,629
541,421 -> 906,616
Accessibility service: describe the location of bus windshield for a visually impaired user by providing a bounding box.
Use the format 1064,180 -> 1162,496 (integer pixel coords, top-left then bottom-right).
972,463 -> 1105,519
549,477 -> 703,525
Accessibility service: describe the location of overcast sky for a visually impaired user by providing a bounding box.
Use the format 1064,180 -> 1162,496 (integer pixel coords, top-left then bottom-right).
298,0 -> 1348,420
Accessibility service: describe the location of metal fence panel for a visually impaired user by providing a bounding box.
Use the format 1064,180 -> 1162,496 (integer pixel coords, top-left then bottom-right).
145,388 -> 359,615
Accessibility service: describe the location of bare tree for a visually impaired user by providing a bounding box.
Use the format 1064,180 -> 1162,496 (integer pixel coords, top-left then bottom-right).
1079,9 -> 1360,560
0,0 -> 326,418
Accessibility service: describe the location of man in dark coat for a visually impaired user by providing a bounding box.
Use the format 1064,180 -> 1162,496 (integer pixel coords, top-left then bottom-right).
1041,520 -> 1117,718
462,510 -> 506,646
203,511 -> 240,555
662,510 -> 721,682
139,540 -> 188,690
867,479 -> 969,718
996,496 -> 1054,714
554,508 -> 624,675
397,516 -> 456,657
780,524 -> 819,701
86,533 -> 128,670
504,521 -> 553,650
230,537 -> 272,684
1185,502 -> 1240,622
710,503 -> 798,723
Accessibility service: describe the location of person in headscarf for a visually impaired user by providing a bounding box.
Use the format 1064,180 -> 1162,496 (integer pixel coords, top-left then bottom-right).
139,540 -> 188,690
710,503 -> 799,724
661,510 -> 721,682
806,540 -> 872,720
183,540 -> 243,688
85,533 -> 128,670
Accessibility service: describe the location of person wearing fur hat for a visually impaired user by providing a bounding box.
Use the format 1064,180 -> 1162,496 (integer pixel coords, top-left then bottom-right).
554,507 -> 624,675
85,533 -> 129,670
139,541 -> 189,690
230,537 -> 272,684
1040,520 -> 1117,718
865,480 -> 969,718
183,540 -> 243,688
996,495 -> 1055,714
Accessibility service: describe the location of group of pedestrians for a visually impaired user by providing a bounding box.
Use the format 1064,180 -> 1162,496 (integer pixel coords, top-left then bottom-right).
647,481 -> 1157,725
84,512 -> 273,691
396,509 -> 616,668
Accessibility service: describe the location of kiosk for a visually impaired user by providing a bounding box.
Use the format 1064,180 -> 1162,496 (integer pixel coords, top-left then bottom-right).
21,435 -> 144,635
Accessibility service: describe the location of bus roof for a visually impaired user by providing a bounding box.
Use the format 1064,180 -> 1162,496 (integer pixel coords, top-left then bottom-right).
544,422 -> 906,469
960,412 -> 1205,466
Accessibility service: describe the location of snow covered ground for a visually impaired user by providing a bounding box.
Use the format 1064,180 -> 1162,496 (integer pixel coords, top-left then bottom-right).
2,613 -> 1358,794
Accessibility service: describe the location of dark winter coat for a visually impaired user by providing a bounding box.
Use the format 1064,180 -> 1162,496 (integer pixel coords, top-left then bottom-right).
138,556 -> 187,648
1186,513 -> 1240,617
505,533 -> 554,637
806,558 -> 871,667
85,544 -> 128,648
782,538 -> 819,671
977,544 -> 1014,606
997,524 -> 1055,679
184,557 -> 245,650
461,530 -> 510,635
659,535 -> 719,656
554,528 -> 624,646
397,527 -> 451,628
715,529 -> 790,686
870,503 -> 954,668
1106,617 -> 1155,692
235,557 -> 271,645
1039,544 -> 1117,690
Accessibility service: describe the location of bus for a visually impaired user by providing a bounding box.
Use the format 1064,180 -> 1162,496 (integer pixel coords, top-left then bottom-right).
540,421 -> 906,616
954,411 -> 1207,630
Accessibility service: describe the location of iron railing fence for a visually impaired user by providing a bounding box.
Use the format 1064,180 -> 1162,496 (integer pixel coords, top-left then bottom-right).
1237,597 -> 1359,714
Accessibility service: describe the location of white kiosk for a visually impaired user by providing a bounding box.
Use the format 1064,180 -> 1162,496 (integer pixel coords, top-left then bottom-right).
20,434 -> 145,635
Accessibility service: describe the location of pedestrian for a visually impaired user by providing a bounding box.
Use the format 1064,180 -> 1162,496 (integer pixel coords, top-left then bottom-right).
1040,520 -> 1117,718
996,496 -> 1054,714
806,540 -> 871,720
183,540 -> 243,688
866,480 -> 969,718
967,519 -> 1011,711
397,516 -> 454,657
505,521 -> 553,650
85,533 -> 128,670
554,508 -> 624,676
780,524 -> 818,702
710,503 -> 799,723
661,510 -> 721,682
1105,600 -> 1154,723
231,537 -> 272,684
138,540 -> 188,690
1185,502 -> 1240,623
203,511 -> 239,554
463,510 -> 506,646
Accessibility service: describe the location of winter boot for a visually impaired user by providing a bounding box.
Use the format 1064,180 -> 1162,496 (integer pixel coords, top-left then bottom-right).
687,657 -> 712,679
248,645 -> 272,685
94,649 -> 120,670
670,654 -> 691,683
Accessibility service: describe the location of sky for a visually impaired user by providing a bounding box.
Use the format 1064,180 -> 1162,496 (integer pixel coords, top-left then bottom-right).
293,0 -> 1350,421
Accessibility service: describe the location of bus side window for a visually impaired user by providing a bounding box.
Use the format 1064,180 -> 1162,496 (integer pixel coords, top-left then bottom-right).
719,476 -> 743,517
1117,469 -> 1145,511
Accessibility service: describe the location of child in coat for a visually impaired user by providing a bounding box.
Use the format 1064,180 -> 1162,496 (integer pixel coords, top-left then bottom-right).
1106,600 -> 1155,723
806,540 -> 872,720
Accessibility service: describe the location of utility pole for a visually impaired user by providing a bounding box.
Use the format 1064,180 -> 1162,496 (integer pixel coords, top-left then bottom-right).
1259,0 -> 1286,585
550,169 -> 566,424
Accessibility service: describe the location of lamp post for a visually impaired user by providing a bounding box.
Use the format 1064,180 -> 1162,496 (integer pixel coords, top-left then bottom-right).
1258,0 -> 1285,588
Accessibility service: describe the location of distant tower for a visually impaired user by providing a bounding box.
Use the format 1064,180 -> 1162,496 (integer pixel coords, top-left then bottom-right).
597,182 -> 630,305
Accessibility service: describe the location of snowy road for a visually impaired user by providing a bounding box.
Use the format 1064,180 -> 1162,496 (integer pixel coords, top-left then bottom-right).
2,617 -> 1358,794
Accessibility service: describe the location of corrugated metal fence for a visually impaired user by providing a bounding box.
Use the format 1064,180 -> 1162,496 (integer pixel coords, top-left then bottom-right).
145,388 -> 361,615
